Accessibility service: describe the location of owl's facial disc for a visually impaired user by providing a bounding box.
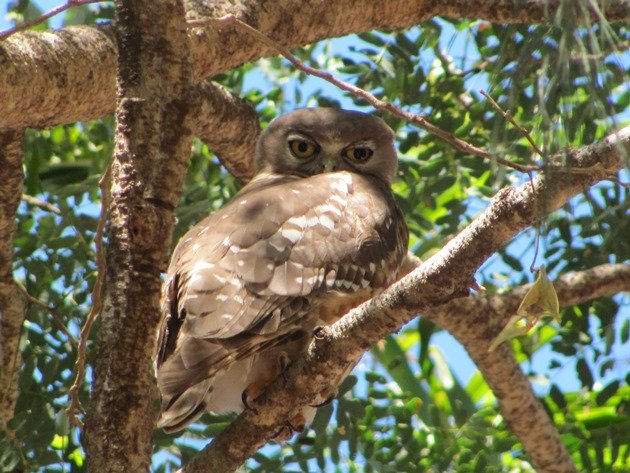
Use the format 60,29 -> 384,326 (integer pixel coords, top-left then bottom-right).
255,108 -> 398,183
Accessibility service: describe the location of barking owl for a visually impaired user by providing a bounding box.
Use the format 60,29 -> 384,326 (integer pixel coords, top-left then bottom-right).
155,108 -> 409,433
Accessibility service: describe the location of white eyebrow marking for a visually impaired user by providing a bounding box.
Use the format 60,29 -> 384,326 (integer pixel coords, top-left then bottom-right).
216,293 -> 229,302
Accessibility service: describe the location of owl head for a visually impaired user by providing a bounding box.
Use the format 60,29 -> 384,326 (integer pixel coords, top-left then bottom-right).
254,108 -> 398,183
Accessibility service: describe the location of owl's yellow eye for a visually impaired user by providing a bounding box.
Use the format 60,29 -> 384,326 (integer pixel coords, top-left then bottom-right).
289,139 -> 318,159
343,146 -> 373,163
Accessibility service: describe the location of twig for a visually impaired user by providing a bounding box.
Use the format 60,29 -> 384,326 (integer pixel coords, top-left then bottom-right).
21,194 -> 61,214
22,193 -> 90,249
66,157 -> 112,429
15,283 -> 78,349
0,0 -> 105,41
479,89 -> 545,159
604,174 -> 630,187
189,15 -> 539,174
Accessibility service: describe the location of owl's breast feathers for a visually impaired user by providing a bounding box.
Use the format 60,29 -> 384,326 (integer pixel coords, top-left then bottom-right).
155,171 -> 408,430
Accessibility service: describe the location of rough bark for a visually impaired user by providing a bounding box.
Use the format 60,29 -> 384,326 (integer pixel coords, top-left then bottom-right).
0,130 -> 25,429
1,0 -> 628,131
194,82 -> 260,181
82,0 -> 195,471
182,127 -> 629,472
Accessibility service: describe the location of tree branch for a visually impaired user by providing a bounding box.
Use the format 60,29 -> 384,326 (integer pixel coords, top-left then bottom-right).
425,262 -> 630,473
0,130 -> 26,428
433,262 -> 630,334
82,0 -> 195,470
182,127 -> 630,472
67,157 -> 111,429
194,82 -> 260,182
1,0 -> 628,131
0,0 -> 103,41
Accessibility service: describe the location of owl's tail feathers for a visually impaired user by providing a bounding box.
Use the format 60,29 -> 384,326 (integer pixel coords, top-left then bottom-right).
157,377 -> 212,433
156,345 -> 218,433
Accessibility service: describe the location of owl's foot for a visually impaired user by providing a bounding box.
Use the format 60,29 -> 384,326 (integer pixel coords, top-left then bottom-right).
242,350 -> 291,411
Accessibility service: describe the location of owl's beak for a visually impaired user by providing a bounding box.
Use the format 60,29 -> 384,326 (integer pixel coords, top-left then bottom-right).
321,156 -> 340,173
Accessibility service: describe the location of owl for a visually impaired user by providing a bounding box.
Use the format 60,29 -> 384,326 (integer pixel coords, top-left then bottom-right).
155,108 -> 409,434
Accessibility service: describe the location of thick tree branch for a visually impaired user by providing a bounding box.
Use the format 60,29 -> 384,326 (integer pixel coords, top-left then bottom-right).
1,0 -> 628,131
82,0 -> 195,471
425,262 -> 630,473
433,262 -> 630,334
194,82 -> 260,182
182,127 -> 629,472
0,130 -> 25,428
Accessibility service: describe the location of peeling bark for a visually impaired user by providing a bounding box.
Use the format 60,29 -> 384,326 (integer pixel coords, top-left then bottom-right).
0,130 -> 25,428
182,127 -> 630,472
82,0 -> 195,471
1,0 -> 628,131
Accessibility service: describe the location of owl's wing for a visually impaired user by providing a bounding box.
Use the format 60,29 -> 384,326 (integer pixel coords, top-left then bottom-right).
156,172 -> 407,429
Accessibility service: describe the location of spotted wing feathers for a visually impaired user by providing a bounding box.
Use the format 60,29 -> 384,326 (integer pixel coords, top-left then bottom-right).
155,172 -> 408,431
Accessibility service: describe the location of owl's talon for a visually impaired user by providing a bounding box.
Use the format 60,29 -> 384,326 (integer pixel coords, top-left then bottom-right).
241,386 -> 260,414
271,424 -> 291,441
313,326 -> 326,340
288,413 -> 306,433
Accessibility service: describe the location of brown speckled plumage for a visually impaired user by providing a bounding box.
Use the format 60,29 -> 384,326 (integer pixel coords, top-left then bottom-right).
155,108 -> 408,432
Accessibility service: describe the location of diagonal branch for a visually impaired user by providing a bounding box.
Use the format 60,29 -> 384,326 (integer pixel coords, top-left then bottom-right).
432,262 -> 630,335
0,0 -> 103,41
182,126 -> 630,472
426,262 -> 630,473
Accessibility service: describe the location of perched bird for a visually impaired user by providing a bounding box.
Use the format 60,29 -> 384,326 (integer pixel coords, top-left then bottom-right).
155,108 -> 409,434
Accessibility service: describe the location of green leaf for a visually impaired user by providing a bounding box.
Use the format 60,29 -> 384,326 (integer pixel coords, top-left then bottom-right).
577,358 -> 594,389
596,381 -> 620,406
